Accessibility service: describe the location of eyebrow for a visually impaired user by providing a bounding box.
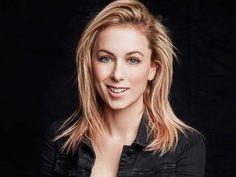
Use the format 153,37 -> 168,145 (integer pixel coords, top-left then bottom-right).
96,49 -> 144,57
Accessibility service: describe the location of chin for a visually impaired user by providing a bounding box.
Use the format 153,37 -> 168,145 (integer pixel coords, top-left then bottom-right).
106,102 -> 129,110
108,105 -> 127,110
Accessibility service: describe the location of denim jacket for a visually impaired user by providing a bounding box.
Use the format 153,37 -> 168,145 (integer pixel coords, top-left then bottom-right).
39,114 -> 206,177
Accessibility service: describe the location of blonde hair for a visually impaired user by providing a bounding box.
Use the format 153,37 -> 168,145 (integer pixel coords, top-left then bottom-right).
55,0 -> 194,156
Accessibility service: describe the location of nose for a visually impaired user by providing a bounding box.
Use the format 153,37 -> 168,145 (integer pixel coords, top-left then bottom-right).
110,60 -> 124,82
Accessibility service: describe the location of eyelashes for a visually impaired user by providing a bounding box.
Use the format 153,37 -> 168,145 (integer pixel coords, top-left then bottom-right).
128,58 -> 140,64
97,56 -> 141,64
97,56 -> 112,63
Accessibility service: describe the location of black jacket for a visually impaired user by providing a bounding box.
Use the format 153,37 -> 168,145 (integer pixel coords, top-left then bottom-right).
39,114 -> 206,177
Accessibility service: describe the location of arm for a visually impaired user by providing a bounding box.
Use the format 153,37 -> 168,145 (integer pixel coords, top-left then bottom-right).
176,132 -> 206,177
39,122 -> 59,177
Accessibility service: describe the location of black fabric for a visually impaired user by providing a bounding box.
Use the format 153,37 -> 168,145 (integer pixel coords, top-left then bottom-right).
39,114 -> 206,177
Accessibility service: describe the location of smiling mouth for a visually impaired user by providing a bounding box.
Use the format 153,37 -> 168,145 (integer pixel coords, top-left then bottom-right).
107,85 -> 129,93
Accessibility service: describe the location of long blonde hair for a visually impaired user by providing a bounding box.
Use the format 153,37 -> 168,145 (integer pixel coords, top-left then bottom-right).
55,0 -> 194,156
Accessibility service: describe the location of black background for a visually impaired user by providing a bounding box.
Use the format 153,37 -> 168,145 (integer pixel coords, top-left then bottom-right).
1,0 -> 236,176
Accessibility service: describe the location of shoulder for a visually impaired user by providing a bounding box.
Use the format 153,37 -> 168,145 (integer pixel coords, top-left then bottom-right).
44,120 -> 62,138
40,120 -> 75,177
41,120 -> 65,151
170,130 -> 206,176
175,129 -> 206,155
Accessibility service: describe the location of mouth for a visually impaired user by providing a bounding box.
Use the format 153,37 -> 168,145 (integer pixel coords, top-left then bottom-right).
106,85 -> 129,94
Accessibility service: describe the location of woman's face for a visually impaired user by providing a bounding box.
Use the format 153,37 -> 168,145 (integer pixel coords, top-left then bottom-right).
92,25 -> 156,111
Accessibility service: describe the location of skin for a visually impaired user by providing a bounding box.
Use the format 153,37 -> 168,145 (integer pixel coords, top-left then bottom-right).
91,25 -> 156,177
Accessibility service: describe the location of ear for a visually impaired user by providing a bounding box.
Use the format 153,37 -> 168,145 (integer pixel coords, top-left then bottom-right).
148,62 -> 157,81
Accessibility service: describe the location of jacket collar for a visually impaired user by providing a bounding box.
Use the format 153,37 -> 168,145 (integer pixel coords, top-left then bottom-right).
132,112 -> 151,147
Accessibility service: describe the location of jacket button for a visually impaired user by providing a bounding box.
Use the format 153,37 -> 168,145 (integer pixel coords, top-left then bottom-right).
127,149 -> 134,156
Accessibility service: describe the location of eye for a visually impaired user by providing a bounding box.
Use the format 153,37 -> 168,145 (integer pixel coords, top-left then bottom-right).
97,56 -> 113,63
128,57 -> 140,64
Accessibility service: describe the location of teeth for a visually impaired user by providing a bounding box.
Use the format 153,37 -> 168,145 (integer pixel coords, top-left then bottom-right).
109,87 -> 127,93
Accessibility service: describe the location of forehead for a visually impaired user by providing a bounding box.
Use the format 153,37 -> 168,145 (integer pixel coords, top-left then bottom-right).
93,25 -> 151,56
93,25 -> 150,53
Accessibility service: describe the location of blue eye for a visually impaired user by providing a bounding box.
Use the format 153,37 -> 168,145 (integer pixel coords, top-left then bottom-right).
98,56 -> 112,63
128,58 -> 140,64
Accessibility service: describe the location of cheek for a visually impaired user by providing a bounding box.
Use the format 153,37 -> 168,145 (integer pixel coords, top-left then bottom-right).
128,69 -> 149,87
92,64 -> 111,82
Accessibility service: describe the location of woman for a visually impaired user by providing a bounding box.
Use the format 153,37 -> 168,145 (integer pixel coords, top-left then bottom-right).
39,0 -> 206,176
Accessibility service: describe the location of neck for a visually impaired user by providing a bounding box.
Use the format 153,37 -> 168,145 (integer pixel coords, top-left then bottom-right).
102,100 -> 144,144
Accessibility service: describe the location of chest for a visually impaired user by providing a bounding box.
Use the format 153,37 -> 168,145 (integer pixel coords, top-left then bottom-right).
90,144 -> 123,177
65,144 -> 177,177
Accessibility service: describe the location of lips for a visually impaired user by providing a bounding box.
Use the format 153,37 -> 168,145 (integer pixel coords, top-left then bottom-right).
106,85 -> 129,94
